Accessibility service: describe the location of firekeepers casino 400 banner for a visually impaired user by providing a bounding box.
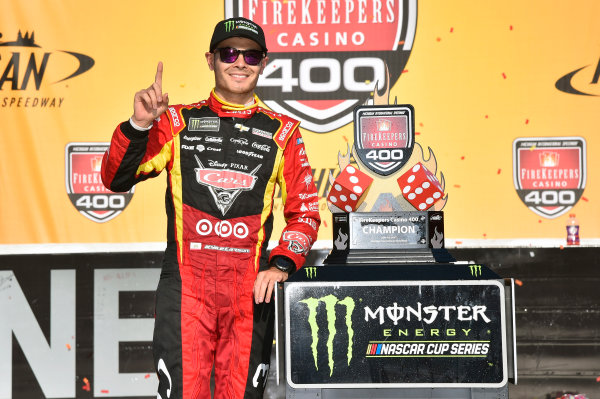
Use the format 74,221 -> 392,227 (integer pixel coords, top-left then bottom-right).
1,0 -> 599,244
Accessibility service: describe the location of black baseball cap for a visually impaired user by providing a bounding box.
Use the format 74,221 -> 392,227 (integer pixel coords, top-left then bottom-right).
209,17 -> 268,53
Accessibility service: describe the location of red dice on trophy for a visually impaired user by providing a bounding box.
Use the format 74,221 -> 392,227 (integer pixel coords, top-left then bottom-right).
327,164 -> 374,212
397,162 -> 444,210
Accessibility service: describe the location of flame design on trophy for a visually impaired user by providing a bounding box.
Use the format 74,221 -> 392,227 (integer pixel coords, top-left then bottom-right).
326,67 -> 448,214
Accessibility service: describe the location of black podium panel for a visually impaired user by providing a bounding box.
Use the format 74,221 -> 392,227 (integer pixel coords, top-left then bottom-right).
284,274 -> 508,389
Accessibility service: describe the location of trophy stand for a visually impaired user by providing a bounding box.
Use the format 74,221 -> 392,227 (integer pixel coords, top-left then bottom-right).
276,104 -> 516,399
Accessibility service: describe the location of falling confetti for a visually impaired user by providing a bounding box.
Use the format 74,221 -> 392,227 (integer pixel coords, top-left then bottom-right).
416,132 -> 421,135
101,390 -> 109,394
453,184 -> 461,188
398,40 -> 405,45
342,135 -> 348,142
497,168 -> 502,174
515,279 -> 523,286
483,233 -> 487,238
538,220 -> 542,223
419,122 -> 424,127
66,343 -> 71,350
502,73 -> 507,79
455,241 -> 463,245
460,156 -> 465,160
560,245 -> 564,250
525,119 -> 530,125
509,25 -> 513,31
145,374 -> 151,379
485,115 -> 489,119
450,27 -> 454,33
323,220 -> 328,228
436,37 -> 441,42
402,69 -> 409,73
82,377 -> 91,392
582,196 -> 589,202
529,145 -> 536,151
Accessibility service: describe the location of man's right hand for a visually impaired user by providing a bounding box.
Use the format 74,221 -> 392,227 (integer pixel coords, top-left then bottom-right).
131,62 -> 169,128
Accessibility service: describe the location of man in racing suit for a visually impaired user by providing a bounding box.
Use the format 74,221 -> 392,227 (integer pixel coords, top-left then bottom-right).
101,17 -> 320,399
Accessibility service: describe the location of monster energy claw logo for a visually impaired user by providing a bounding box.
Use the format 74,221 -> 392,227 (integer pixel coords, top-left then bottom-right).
300,295 -> 355,376
225,20 -> 235,32
469,265 -> 482,277
305,267 -> 317,279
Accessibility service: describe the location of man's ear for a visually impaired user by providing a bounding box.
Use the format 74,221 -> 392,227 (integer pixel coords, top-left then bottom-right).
206,52 -> 215,71
259,55 -> 269,75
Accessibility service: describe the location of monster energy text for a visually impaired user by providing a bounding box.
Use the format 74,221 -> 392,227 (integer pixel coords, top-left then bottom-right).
300,295 -> 355,376
225,20 -> 235,31
364,302 -> 491,325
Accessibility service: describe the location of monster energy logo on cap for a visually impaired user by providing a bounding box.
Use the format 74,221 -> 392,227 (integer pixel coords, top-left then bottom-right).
224,20 -> 235,32
300,295 -> 355,376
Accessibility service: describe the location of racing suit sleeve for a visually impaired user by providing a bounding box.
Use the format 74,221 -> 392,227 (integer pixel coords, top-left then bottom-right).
268,127 -> 321,271
101,115 -> 174,192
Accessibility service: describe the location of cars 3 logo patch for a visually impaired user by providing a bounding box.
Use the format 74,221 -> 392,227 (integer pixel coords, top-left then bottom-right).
225,0 -> 417,133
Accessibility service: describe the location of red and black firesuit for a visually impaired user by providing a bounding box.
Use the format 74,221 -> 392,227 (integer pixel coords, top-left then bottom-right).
101,90 -> 321,399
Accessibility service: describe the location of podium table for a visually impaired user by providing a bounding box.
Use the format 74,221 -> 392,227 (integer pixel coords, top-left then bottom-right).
275,264 -> 517,399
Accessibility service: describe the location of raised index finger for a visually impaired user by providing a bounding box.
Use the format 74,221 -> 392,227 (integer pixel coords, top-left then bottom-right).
155,61 -> 163,87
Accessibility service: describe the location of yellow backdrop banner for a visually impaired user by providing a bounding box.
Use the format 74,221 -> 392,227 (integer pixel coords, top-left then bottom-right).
1,0 -> 598,244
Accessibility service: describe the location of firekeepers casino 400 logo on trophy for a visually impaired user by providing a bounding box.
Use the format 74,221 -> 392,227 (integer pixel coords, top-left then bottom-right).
65,143 -> 134,223
513,137 -> 587,219
225,0 -> 417,133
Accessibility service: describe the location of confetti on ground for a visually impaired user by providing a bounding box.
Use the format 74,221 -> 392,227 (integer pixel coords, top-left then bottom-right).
502,73 -> 507,79
497,168 -> 502,174
66,343 -> 71,350
453,184 -> 461,188
515,279 -> 523,286
82,378 -> 91,392
582,196 -> 589,202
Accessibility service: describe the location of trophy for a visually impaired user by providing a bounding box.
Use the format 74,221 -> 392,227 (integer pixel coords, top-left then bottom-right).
324,104 -> 454,264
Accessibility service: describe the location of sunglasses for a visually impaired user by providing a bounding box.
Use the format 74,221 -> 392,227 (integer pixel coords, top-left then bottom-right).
215,47 -> 265,66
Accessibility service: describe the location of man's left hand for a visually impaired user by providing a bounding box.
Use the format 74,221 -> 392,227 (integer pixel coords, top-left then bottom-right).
253,267 -> 288,304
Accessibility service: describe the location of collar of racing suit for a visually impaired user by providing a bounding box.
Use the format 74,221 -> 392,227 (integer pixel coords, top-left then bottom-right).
208,89 -> 260,118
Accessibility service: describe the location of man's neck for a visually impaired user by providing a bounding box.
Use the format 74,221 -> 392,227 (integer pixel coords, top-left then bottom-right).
213,89 -> 255,107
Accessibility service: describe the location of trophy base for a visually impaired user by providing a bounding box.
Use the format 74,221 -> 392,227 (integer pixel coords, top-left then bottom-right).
323,248 -> 455,265
324,211 -> 452,265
